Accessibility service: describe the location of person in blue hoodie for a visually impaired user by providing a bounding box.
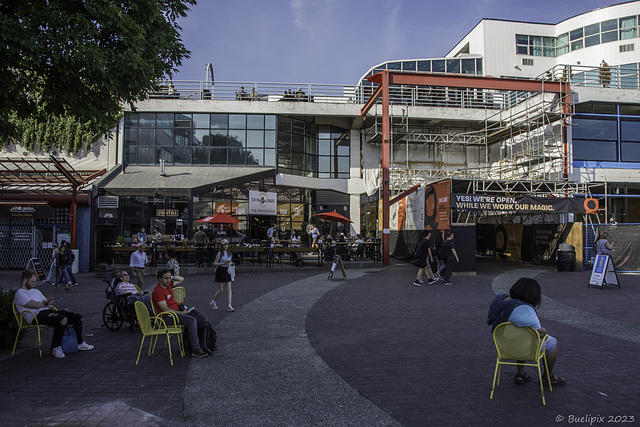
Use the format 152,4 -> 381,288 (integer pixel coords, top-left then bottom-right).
487,277 -> 565,386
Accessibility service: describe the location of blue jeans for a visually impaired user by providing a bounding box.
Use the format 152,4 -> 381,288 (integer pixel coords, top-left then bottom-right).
66,265 -> 78,285
165,310 -> 208,350
46,261 -> 56,283
55,268 -> 70,286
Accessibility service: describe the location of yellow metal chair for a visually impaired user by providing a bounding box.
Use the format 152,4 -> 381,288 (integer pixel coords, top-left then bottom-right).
173,286 -> 186,304
134,301 -> 184,365
12,301 -> 57,357
491,322 -> 552,405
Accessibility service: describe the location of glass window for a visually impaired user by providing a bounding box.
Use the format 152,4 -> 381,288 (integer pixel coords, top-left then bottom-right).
318,156 -> 331,174
247,148 -> 263,166
601,19 -> 617,32
229,114 -> 246,129
574,103 -> 593,114
157,148 -> 172,164
621,142 -> 640,162
476,59 -> 483,75
192,114 -> 209,128
571,39 -> 583,51
157,113 -> 173,128
265,130 -> 276,148
174,129 -> 191,146
211,148 -> 227,165
336,144 -> 349,156
264,149 -> 276,166
174,147 -> 191,164
620,16 -> 637,40
557,33 -> 569,45
212,130 -> 228,147
139,113 -> 155,128
192,147 -> 210,164
291,133 -> 304,152
137,148 -> 155,164
279,117 -> 291,133
585,34 -> 600,47
446,59 -> 460,73
278,133 -> 291,152
124,113 -> 138,128
620,104 -> 640,115
337,157 -> 349,173
573,117 -> 617,140
573,140 -> 617,161
211,114 -> 228,129
621,119 -> 640,141
291,119 -> 305,135
124,128 -> 137,144
124,145 -> 136,164
174,113 -> 191,128
601,30 -> 618,43
402,61 -> 416,71
319,139 -> 332,155
138,129 -> 155,146
529,36 -> 542,56
417,61 -> 431,72
432,60 -> 445,73
620,63 -> 639,89
516,34 -> 528,45
247,115 -> 264,130
593,104 -> 617,115
585,23 -> 600,36
228,129 -> 246,148
193,129 -> 210,146
246,130 -> 264,148
157,129 -> 173,147
387,62 -> 401,70
516,46 -> 528,55
570,28 -> 583,40
265,115 -> 277,130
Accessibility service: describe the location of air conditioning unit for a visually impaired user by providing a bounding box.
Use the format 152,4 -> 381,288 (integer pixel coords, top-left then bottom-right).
619,43 -> 635,53
97,196 -> 119,208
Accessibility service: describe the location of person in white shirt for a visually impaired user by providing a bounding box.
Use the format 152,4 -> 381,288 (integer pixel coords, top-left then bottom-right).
14,269 -> 94,359
129,243 -> 150,288
115,270 -> 152,309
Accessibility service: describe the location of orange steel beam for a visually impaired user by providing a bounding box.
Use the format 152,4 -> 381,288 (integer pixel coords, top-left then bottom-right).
367,71 -> 565,93
360,84 -> 383,117
389,184 -> 420,206
381,71 -> 390,265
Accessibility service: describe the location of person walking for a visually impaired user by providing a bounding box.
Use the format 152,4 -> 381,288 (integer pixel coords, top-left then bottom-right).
211,239 -> 235,312
413,231 -> 438,286
54,244 -> 70,291
64,242 -> 79,287
440,231 -> 459,286
129,243 -> 150,288
194,226 -> 208,267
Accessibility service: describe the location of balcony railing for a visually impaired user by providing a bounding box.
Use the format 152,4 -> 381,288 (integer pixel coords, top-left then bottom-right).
537,64 -> 640,90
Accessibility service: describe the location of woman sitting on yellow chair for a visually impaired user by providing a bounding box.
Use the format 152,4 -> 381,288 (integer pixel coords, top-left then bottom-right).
487,277 -> 566,386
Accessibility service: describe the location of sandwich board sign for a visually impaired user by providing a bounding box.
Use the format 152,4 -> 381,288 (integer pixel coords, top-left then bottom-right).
588,255 -> 620,289
27,258 -> 47,282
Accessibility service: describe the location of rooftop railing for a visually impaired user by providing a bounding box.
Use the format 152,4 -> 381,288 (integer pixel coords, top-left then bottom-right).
537,64 -> 640,90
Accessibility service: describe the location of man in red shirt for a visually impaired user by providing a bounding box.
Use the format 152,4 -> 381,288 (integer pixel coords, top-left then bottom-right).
151,268 -> 208,358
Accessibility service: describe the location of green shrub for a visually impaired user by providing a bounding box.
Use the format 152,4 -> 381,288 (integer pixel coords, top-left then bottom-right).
0,288 -> 20,350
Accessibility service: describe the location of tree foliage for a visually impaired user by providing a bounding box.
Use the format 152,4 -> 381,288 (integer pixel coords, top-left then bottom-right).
0,0 -> 196,152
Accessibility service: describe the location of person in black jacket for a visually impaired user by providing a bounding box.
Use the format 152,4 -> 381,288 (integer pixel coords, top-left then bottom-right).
64,242 -> 79,287
54,244 -> 70,291
413,231 -> 438,286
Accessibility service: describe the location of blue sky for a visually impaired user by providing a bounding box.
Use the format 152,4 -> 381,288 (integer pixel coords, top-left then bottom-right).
173,0 -> 624,85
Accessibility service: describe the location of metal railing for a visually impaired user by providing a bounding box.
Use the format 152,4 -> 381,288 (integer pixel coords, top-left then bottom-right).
536,64 -> 640,90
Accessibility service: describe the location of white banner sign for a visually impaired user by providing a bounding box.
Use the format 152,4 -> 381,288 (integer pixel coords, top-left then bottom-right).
249,191 -> 277,215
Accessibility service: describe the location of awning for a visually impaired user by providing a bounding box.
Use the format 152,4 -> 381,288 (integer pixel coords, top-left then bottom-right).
97,165 -> 275,197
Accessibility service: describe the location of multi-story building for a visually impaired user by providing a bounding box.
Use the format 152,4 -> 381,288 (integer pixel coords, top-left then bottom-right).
1,1 -> 638,270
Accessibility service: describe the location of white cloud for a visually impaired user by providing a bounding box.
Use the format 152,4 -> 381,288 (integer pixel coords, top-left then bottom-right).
291,0 -> 304,30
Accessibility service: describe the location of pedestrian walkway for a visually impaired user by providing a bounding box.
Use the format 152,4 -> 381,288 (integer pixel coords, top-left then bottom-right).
1,259 -> 639,426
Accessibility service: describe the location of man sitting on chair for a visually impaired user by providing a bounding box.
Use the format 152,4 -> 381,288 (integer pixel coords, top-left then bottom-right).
115,270 -> 153,310
14,269 -> 94,359
151,268 -> 209,358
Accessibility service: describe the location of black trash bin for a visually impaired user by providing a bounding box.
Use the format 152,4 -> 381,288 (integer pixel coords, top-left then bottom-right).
557,244 -> 575,272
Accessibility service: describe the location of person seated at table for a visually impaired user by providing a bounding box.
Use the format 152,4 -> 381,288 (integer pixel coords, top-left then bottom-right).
270,230 -> 281,259
164,247 -> 184,282
131,236 -> 140,246
290,230 -> 301,247
114,270 -> 152,310
335,233 -> 349,260
236,229 -> 247,244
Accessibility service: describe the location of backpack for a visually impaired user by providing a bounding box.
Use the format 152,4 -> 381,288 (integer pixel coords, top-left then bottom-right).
294,258 -> 304,267
184,322 -> 218,354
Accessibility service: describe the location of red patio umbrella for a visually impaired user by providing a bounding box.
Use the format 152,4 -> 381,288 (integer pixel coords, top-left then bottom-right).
197,213 -> 242,243
313,211 -> 353,224
313,211 -> 352,236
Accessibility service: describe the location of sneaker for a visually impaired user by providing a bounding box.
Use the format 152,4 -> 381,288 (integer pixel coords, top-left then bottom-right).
228,305 -> 235,312
52,346 -> 65,359
413,280 -> 423,287
443,280 -> 453,286
416,279 -> 425,284
427,279 -> 438,285
210,300 -> 218,310
191,347 -> 209,358
72,283 -> 79,287
77,342 -> 94,351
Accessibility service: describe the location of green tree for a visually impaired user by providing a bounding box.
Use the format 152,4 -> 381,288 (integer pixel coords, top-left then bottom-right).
0,0 -> 196,152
